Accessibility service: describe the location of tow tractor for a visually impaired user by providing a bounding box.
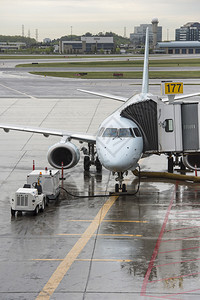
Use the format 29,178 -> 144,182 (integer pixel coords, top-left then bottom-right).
11,168 -> 60,216
11,183 -> 46,216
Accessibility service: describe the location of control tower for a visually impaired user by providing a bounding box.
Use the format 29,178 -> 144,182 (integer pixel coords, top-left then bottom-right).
152,18 -> 159,49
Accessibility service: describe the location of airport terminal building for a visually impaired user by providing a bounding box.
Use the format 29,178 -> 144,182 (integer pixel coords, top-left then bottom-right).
60,36 -> 114,54
157,41 -> 200,54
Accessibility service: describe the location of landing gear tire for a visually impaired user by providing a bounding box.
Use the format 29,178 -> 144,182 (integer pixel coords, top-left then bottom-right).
11,208 -> 15,217
84,156 -> 90,172
34,205 -> 39,216
122,184 -> 127,193
40,200 -> 45,212
168,156 -> 174,173
115,184 -> 119,193
95,157 -> 102,173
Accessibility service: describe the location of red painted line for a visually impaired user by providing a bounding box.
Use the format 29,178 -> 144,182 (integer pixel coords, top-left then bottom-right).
165,225 -> 200,232
149,271 -> 200,283
140,187 -> 176,296
161,235 -> 200,243
159,245 -> 200,254
154,257 -> 200,268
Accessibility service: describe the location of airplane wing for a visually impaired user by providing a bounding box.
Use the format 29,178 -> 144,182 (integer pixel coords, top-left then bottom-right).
162,92 -> 200,102
77,89 -> 128,102
0,124 -> 96,143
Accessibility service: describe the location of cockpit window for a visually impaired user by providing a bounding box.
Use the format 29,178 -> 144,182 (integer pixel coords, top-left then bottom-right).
98,127 -> 105,137
118,128 -> 133,137
102,128 -> 134,138
133,128 -> 142,137
103,128 -> 118,137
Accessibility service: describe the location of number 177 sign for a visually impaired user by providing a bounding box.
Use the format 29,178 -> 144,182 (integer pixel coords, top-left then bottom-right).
164,82 -> 183,94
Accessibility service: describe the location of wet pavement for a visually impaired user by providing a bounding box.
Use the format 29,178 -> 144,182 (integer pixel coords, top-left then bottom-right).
0,66 -> 200,299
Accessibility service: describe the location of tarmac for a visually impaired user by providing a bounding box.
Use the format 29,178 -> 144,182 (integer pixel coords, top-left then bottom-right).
0,61 -> 200,299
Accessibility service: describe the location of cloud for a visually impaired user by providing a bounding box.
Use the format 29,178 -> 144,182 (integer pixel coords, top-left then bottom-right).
1,0 -> 200,40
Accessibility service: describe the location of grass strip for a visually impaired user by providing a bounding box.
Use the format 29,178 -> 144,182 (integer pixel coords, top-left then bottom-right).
17,58 -> 200,68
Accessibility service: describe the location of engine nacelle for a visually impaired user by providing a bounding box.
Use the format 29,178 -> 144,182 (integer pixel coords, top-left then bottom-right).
47,141 -> 80,169
183,154 -> 200,171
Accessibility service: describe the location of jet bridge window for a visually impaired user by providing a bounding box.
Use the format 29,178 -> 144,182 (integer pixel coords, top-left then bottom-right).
165,119 -> 174,132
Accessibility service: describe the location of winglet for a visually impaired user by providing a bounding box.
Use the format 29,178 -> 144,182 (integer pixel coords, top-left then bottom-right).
142,27 -> 149,94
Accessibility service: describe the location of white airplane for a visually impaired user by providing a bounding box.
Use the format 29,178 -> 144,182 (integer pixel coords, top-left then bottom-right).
1,28 -> 200,192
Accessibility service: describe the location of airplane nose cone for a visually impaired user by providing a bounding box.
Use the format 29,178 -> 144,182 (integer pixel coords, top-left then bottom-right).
98,149 -> 139,172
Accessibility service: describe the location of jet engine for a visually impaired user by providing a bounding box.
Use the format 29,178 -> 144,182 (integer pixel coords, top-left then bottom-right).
183,153 -> 200,171
47,141 -> 80,169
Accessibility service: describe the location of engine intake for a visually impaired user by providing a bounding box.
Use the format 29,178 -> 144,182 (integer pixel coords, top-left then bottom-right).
183,153 -> 200,171
47,141 -> 80,169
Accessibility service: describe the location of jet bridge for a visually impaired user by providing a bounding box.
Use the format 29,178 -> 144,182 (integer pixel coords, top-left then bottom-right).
121,98 -> 200,156
121,99 -> 158,152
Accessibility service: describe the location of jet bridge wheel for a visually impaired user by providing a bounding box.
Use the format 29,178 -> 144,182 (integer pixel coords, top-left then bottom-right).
168,156 -> 174,173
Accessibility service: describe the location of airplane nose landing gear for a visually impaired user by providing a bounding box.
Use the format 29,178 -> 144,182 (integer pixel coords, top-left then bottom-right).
114,171 -> 127,193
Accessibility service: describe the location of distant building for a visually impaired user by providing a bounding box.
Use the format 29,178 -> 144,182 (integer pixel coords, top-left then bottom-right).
43,38 -> 51,44
0,42 -> 26,52
60,36 -> 114,54
176,22 -> 200,41
130,23 -> 162,47
157,41 -> 200,54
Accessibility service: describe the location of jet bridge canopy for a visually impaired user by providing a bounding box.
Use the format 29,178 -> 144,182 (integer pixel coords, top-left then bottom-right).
120,99 -> 158,152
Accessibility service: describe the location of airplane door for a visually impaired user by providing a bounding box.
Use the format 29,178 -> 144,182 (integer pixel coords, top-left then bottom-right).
181,103 -> 199,151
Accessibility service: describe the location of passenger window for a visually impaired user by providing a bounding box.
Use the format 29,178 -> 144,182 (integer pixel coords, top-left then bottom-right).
165,119 -> 174,132
103,128 -> 118,137
133,128 -> 141,137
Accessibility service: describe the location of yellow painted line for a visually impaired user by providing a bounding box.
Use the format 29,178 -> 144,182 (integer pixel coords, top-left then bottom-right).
32,258 -> 133,262
35,195 -> 118,300
104,220 -> 147,223
66,219 -> 148,223
57,233 -> 142,237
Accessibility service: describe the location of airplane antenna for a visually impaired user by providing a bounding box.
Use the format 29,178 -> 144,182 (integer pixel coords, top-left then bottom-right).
142,27 -> 149,94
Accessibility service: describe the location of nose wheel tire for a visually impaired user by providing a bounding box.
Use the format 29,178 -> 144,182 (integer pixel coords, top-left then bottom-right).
115,183 -> 127,193
122,184 -> 127,193
115,184 -> 119,193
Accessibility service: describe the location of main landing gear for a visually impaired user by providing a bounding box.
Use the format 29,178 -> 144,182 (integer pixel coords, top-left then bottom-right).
114,171 -> 127,193
82,143 -> 102,173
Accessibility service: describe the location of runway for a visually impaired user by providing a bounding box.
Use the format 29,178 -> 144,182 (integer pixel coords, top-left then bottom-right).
0,61 -> 200,299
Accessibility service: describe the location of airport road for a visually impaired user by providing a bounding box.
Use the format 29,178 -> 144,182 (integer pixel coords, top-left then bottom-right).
0,70 -> 200,299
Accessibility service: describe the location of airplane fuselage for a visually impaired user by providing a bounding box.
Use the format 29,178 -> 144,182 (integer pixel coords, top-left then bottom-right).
96,96 -> 144,173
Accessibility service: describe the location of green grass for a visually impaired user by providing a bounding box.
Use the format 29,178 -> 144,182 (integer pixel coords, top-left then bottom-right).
17,58 -> 200,68
30,71 -> 200,79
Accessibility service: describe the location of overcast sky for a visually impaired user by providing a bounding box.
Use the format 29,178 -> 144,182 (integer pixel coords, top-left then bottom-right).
1,0 -> 200,41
